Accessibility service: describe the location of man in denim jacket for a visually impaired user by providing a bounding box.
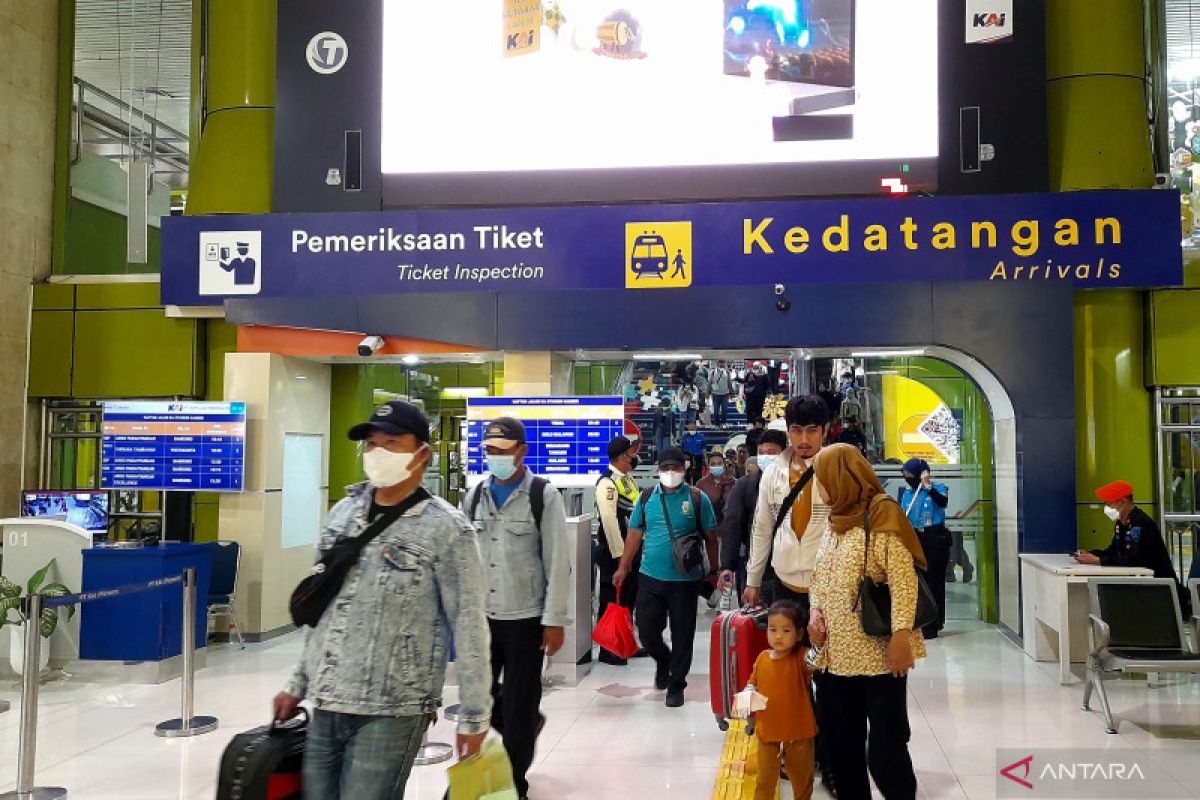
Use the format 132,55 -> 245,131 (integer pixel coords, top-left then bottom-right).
464,416 -> 572,800
273,401 -> 491,799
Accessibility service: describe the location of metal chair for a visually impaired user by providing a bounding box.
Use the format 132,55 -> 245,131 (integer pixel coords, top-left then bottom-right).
1082,577 -> 1200,733
1189,578 -> 1200,654
207,540 -> 245,649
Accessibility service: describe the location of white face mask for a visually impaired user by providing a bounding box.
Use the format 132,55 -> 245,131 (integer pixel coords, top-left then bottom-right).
1103,505 -> 1121,522
659,470 -> 684,489
757,453 -> 779,469
363,446 -> 421,488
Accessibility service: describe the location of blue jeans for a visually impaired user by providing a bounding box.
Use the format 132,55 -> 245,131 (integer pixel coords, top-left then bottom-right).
303,710 -> 430,800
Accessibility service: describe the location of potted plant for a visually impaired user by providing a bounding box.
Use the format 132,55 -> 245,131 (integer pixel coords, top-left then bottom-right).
1,559 -> 76,675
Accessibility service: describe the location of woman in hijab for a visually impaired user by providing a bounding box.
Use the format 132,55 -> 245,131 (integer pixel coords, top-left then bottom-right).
808,444 -> 926,800
899,458 -> 952,638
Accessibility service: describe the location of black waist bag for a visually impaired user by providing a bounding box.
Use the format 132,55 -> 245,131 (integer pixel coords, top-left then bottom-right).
289,488 -> 429,628
216,710 -> 308,800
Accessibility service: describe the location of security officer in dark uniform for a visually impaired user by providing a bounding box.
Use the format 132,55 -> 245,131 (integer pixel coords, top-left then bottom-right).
594,436 -> 642,664
1075,480 -> 1191,617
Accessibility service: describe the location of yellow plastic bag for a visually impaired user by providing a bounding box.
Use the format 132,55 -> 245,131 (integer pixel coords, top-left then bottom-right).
446,737 -> 520,800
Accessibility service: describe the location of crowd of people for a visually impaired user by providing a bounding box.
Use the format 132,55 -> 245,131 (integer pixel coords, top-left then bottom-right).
271,396 -> 946,800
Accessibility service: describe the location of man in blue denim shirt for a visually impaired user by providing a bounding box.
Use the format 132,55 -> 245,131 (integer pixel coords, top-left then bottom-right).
464,416 -> 572,800
273,401 -> 491,799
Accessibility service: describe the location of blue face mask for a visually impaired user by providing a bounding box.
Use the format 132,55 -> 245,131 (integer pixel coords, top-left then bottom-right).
757,454 -> 778,469
710,466 -> 725,477
487,454 -> 518,480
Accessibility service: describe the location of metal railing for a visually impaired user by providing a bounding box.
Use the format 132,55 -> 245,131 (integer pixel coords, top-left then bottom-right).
1,569 -> 216,799
71,77 -> 189,176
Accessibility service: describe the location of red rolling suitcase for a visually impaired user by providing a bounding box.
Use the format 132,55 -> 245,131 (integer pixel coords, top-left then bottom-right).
709,602 -> 769,730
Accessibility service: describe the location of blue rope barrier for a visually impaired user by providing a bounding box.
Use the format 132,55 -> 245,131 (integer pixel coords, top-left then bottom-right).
42,573 -> 184,610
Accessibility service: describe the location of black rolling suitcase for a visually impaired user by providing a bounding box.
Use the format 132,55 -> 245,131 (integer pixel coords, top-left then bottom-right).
216,710 -> 307,800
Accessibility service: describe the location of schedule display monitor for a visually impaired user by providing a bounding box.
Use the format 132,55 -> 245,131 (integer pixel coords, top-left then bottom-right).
101,401 -> 247,491
466,397 -> 625,486
20,491 -> 109,536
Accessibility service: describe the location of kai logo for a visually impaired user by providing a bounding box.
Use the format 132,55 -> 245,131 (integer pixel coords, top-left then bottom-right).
973,12 -> 1006,27
626,221 -> 692,289
966,0 -> 1012,43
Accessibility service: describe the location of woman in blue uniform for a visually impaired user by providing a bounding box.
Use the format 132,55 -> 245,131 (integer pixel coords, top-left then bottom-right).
898,458 -> 952,639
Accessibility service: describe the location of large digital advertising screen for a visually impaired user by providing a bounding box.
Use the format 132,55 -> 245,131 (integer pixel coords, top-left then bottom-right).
466,397 -> 625,487
101,401 -> 247,492
381,0 -> 938,201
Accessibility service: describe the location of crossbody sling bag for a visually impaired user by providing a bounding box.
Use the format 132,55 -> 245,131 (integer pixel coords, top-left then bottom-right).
635,486 -> 707,576
853,495 -> 938,637
289,488 -> 430,628
762,466 -> 814,582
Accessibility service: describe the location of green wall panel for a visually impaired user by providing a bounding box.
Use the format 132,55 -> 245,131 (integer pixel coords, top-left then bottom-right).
193,494 -> 220,543
76,283 -> 162,309
328,366 -> 369,504
72,311 -> 199,397
32,284 -> 74,310
27,311 -> 74,397
1148,290 -> 1200,386
62,198 -> 160,275
205,320 -> 239,400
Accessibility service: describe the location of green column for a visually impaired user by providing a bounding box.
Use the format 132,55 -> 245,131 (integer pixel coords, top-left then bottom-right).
186,0 -> 276,215
1048,1 -> 1158,548
51,0 -> 75,274
1073,292 -> 1155,549
1046,0 -> 1153,190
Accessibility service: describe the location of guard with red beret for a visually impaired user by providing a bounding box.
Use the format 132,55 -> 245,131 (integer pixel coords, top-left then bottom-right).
1074,480 -> 1191,617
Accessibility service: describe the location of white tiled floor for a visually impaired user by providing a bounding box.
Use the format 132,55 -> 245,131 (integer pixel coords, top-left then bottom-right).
1,612 -> 1198,799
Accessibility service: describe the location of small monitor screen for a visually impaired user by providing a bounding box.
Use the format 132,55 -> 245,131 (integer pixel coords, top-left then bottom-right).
20,491 -> 110,536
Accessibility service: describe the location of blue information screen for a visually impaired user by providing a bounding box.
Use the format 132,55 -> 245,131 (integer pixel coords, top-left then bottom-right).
467,397 -> 624,486
101,401 -> 247,492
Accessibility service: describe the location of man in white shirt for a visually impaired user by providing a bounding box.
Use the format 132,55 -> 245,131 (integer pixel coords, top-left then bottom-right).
741,395 -> 836,796
742,395 -> 832,609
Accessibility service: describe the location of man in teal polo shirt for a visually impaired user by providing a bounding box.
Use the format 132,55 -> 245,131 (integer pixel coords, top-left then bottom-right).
614,447 -> 718,707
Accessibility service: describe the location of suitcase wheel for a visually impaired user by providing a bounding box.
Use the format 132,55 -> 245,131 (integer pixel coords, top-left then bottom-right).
716,715 -> 729,732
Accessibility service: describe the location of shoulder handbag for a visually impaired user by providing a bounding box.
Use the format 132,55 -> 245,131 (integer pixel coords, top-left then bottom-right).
659,488 -> 708,576
854,495 -> 938,638
289,488 -> 430,628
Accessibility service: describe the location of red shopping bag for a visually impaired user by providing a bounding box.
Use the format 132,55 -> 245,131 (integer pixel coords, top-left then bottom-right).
592,602 -> 639,660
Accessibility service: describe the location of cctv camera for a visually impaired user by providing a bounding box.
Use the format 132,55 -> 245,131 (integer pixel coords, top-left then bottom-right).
776,298 -> 792,312
774,284 -> 786,296
357,335 -> 385,357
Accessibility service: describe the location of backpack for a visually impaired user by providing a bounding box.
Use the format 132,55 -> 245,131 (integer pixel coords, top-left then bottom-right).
467,475 -> 548,533
840,389 -> 863,421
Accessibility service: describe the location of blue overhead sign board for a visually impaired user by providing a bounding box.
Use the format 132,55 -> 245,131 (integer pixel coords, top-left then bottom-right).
466,397 -> 624,487
161,190 -> 1183,306
102,401 -> 247,492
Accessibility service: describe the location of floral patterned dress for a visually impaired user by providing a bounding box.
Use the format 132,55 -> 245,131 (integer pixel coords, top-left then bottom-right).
809,525 -> 926,676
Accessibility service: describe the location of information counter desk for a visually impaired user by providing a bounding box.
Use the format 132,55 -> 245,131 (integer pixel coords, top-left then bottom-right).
1019,553 -> 1153,684
79,542 -> 215,664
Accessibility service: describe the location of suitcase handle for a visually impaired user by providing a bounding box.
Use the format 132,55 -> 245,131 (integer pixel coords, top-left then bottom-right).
271,706 -> 309,734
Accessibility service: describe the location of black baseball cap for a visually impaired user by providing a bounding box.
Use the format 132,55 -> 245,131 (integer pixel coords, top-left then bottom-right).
658,447 -> 688,468
607,435 -> 637,460
482,416 -> 526,448
348,400 -> 430,443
